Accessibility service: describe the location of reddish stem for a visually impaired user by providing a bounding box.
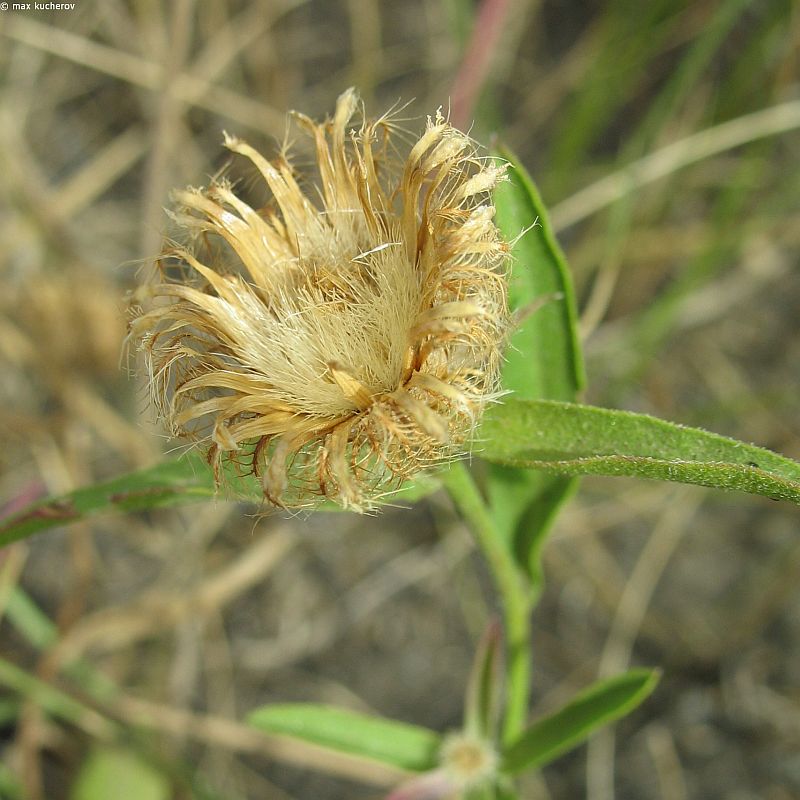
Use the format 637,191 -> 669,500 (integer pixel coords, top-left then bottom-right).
450,0 -> 511,130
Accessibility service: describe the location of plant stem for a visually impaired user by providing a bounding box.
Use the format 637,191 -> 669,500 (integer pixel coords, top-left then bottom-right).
441,461 -> 533,744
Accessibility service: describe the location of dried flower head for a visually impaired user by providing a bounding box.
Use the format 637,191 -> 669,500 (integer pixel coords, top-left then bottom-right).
130,89 -> 509,511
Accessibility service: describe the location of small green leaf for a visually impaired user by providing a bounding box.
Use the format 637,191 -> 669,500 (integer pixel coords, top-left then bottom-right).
464,620 -> 504,740
248,704 -> 441,773
71,748 -> 170,800
501,669 -> 660,774
489,146 -> 585,580
480,399 -> 800,505
487,466 -> 580,585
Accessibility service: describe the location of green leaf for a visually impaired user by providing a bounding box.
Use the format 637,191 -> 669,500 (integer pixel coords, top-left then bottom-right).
0,453 -> 440,546
248,704 -> 441,773
0,698 -> 20,727
5,586 -> 58,650
0,762 -> 23,799
501,668 -> 660,774
488,146 -> 585,580
5,587 -> 119,698
0,452 -> 221,547
464,620 -> 504,740
385,472 -> 443,506
0,657 -> 115,739
71,748 -> 170,800
493,147 -> 585,400
493,781 -> 520,800
480,399 -> 800,504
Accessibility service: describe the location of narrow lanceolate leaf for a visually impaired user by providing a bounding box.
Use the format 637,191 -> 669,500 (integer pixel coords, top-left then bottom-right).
464,620 -> 504,740
488,146 -> 585,580
248,705 -> 441,773
0,452 -> 223,547
492,146 -> 585,398
480,399 -> 800,505
0,457 -> 440,547
501,669 -> 660,774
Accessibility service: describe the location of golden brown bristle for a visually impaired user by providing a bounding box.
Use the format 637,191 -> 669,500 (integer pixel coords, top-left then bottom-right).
130,88 -> 509,511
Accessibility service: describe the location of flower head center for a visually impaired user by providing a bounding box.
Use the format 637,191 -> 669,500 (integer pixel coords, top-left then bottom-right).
440,733 -> 499,789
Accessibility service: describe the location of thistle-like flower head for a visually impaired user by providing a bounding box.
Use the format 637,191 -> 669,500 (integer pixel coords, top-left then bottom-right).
130,89 -> 509,511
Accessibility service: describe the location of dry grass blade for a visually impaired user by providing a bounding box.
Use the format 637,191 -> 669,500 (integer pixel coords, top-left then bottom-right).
49,527 -> 295,664
551,99 -> 800,230
0,14 -> 287,135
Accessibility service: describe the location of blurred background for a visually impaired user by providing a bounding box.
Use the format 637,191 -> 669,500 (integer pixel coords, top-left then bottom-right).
1,0 -> 799,798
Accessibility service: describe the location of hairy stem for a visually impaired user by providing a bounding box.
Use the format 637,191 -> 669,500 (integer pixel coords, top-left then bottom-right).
441,461 -> 533,743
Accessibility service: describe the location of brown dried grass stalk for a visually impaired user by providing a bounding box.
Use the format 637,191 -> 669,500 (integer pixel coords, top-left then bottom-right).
130,89 -> 509,511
